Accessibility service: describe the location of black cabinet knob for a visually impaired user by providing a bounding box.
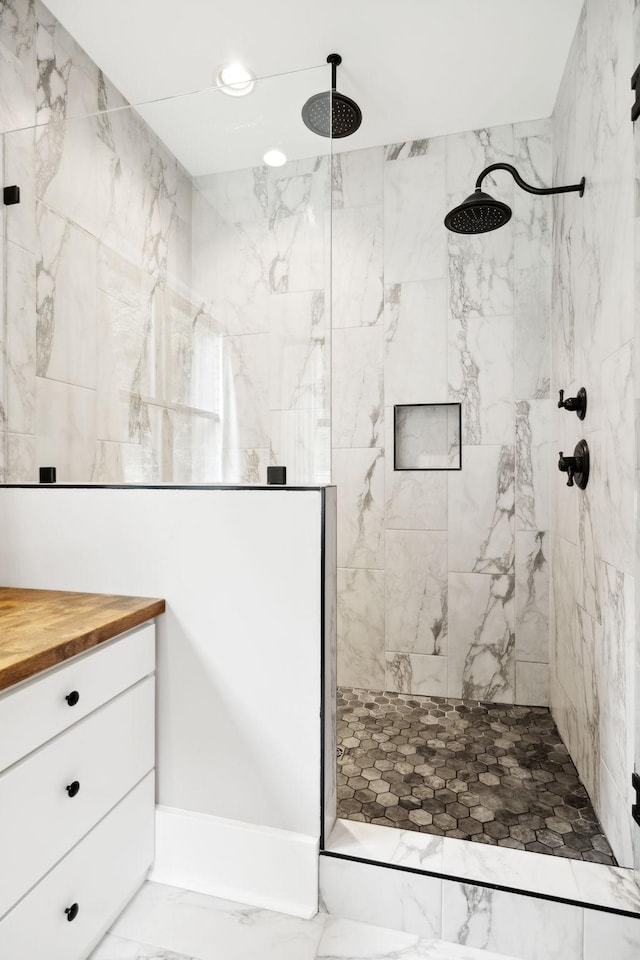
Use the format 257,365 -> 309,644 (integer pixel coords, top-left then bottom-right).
66,780 -> 80,798
65,691 -> 80,706
64,903 -> 79,922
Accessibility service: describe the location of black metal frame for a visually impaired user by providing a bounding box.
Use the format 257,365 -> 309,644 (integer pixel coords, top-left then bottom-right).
393,402 -> 462,472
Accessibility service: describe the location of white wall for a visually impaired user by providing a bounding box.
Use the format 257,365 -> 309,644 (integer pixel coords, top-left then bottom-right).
0,485 -> 334,915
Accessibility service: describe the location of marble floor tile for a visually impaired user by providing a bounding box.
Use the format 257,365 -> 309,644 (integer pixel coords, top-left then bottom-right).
324,818 -> 639,918
442,882 -> 583,960
319,856 -> 442,940
108,882 -> 327,960
325,818 -> 443,872
91,884 -> 524,960
583,907 -> 640,960
89,933 -> 197,959
336,687 -> 613,863
316,917 -> 521,960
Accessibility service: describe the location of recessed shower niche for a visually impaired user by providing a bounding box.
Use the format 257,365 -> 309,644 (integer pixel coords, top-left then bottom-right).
393,403 -> 462,471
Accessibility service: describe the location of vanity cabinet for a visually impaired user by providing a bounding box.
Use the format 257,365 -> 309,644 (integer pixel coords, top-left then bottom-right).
0,621 -> 157,960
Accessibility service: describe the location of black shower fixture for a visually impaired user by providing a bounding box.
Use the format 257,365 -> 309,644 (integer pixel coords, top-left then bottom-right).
444,163 -> 585,234
301,54 -> 362,138
558,387 -> 587,420
558,440 -> 590,490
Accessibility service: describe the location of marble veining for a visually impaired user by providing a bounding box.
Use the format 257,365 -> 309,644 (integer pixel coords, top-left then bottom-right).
460,575 -> 515,701
448,315 -> 513,447
385,139 -> 431,162
385,531 -> 448,656
0,0 -> 36,134
386,653 -> 448,699
443,883 -> 583,960
332,326 -> 383,448
514,531 -> 549,666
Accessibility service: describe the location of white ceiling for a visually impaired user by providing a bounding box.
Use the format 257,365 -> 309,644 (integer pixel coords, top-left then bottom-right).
45,0 -> 584,175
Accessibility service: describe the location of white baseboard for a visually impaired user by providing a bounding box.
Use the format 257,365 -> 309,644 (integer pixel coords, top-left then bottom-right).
149,805 -> 319,919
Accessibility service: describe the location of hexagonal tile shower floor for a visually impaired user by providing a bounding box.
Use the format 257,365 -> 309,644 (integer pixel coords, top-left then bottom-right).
336,687 -> 616,864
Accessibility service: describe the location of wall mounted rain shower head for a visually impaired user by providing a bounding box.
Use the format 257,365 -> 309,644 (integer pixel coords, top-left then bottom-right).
301,53 -> 362,138
444,163 -> 585,235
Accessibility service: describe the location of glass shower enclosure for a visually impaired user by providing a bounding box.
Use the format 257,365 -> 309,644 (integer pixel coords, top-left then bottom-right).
0,64 -> 332,486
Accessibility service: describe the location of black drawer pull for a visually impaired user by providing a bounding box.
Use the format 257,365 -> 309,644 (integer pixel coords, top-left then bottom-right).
64,903 -> 79,922
65,781 -> 80,798
65,691 -> 80,707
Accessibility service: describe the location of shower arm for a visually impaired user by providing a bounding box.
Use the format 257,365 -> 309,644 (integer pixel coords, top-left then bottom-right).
327,52 -> 341,92
475,163 -> 585,198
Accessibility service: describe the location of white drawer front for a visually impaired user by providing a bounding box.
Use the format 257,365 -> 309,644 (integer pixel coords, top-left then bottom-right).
0,676 -> 155,918
0,622 -> 155,773
0,772 -> 155,960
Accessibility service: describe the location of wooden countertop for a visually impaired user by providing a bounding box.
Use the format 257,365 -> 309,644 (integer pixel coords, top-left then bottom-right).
0,588 -> 165,692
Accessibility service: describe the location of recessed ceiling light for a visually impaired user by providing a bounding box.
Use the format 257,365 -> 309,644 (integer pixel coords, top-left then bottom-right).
216,63 -> 255,96
263,149 -> 287,167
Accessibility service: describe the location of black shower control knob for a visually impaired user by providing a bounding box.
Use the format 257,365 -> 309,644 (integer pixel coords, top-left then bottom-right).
64,903 -> 79,922
66,780 -> 80,798
65,690 -> 80,706
558,452 -> 577,486
557,387 -> 587,419
558,440 -> 589,490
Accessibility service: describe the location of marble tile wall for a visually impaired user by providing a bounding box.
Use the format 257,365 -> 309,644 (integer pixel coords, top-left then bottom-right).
334,123 -> 552,707
191,156 -> 331,485
550,0 -> 637,866
0,2 -> 332,486
0,0 -> 224,483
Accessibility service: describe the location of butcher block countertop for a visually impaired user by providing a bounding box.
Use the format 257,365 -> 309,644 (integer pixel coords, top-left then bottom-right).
0,587 -> 165,692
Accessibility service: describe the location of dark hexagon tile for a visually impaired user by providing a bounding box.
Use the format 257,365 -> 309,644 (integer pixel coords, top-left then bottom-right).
411,785 -> 435,801
354,788 -> 376,803
346,775 -> 368,790
510,824 -> 536,844
408,809 -> 433,827
370,779 -> 391,794
458,817 -> 484,836
385,780 -> 408,797
446,802 -> 470,820
469,805 -> 495,824
433,813 -> 458,831
483,820 -> 510,840
337,785 -> 354,800
387,806 -> 410,822
434,788 -> 457,804
336,686 -> 616,864
377,792 -> 399,808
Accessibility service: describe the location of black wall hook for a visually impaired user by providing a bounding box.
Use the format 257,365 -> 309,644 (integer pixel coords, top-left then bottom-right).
558,387 -> 587,420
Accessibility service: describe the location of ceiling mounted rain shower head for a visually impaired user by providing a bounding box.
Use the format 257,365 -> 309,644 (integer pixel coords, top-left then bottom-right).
302,53 -> 362,138
444,163 -> 585,235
